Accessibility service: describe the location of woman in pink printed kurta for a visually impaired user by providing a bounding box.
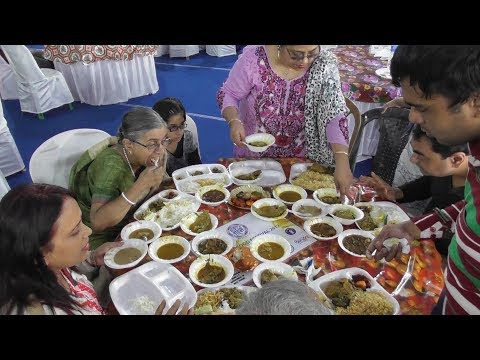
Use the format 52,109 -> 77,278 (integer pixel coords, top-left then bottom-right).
217,45 -> 353,195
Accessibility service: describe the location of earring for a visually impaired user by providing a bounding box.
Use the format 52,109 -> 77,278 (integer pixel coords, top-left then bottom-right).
277,45 -> 281,59
129,151 -> 132,155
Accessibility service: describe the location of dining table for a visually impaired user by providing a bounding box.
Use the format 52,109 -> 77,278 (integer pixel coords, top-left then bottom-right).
107,157 -> 444,315
43,45 -> 159,106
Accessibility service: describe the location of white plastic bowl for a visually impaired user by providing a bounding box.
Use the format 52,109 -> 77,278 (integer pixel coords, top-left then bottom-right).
303,217 -> 343,241
195,185 -> 230,206
291,199 -> 325,219
337,229 -> 375,257
189,255 -> 234,288
180,212 -> 219,237
252,262 -> 298,288
104,239 -> 148,270
250,198 -> 288,222
120,220 -> 162,245
329,204 -> 364,225
313,188 -> 341,207
250,234 -> 292,263
272,184 -> 307,205
244,133 -> 275,153
191,231 -> 234,257
148,235 -> 191,264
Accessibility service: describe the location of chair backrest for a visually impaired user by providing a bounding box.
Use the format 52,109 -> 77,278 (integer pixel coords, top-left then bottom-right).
186,114 -> 201,160
360,107 -> 412,185
0,45 -> 46,83
344,96 -> 362,171
29,129 -> 111,188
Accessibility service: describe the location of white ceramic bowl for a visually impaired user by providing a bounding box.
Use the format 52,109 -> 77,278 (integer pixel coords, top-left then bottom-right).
120,220 -> 162,245
252,262 -> 298,288
337,229 -> 375,257
313,188 -> 341,207
291,199 -> 325,219
244,133 -> 275,153
329,204 -> 364,225
157,189 -> 181,202
148,235 -> 191,264
250,198 -> 288,222
272,184 -> 308,205
189,255 -> 235,288
250,234 -> 292,263
195,185 -> 230,206
303,217 -> 343,241
230,166 -> 264,185
180,212 -> 219,237
104,239 -> 148,270
191,231 -> 235,257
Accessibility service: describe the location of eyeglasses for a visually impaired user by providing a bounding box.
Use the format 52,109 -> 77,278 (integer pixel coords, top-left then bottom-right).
130,138 -> 171,151
167,121 -> 187,132
285,47 -> 320,62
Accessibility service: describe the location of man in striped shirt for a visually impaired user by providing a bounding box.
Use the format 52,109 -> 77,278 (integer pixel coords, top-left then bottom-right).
366,45 -> 480,315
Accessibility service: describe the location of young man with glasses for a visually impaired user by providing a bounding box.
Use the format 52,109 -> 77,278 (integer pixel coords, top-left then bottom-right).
152,97 -> 202,176
217,45 -> 354,197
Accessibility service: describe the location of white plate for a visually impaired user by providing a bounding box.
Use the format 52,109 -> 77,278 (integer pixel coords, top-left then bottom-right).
191,231 -> 234,257
180,212 -> 219,236
229,166 -> 264,185
272,184 -> 307,205
120,220 -> 162,245
303,217 -> 343,241
375,67 -> 391,80
252,262 -> 298,288
104,239 -> 148,270
337,229 -> 375,257
189,255 -> 235,288
228,160 -> 286,187
289,162 -> 314,183
148,235 -> 191,264
195,285 -> 257,315
133,192 -> 200,224
250,198 -> 288,222
356,201 -> 410,233
307,267 -> 400,315
250,234 -> 293,263
109,261 -> 197,315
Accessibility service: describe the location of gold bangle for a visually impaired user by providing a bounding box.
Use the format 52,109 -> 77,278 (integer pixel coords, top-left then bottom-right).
227,118 -> 242,126
334,151 -> 349,156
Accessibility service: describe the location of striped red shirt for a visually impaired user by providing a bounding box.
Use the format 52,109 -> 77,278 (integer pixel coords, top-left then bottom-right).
413,139 -> 480,315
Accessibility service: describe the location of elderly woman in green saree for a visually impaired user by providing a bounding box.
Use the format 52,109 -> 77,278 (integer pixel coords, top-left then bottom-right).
69,107 -> 170,250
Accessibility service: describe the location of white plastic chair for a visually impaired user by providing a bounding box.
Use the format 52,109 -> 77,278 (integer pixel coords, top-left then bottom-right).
0,99 -> 25,176
206,45 -> 237,57
0,45 -> 74,118
0,55 -> 19,100
0,168 -> 11,200
29,129 -> 111,188
168,45 -> 199,58
185,114 -> 200,160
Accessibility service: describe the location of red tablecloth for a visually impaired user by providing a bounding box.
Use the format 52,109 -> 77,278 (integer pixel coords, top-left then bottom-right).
44,45 -> 159,64
331,45 -> 402,103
